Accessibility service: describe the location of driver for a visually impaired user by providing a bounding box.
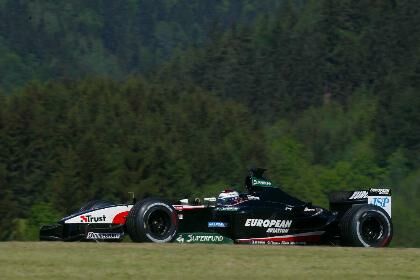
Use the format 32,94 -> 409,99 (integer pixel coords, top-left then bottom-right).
217,190 -> 241,206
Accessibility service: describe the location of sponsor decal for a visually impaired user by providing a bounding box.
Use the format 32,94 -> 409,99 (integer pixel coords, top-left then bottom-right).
349,191 -> 368,200
252,178 -> 272,186
64,205 -> 133,224
208,222 -> 229,228
371,197 -> 390,208
216,207 -> 239,211
80,215 -> 106,223
237,231 -> 325,245
250,240 -> 306,245
176,235 -> 184,243
173,205 -> 206,211
266,228 -> 290,234
86,232 -> 122,240
184,234 -> 223,242
175,233 -> 233,244
369,188 -> 390,195
304,207 -> 316,212
368,195 -> 392,217
244,219 -> 292,234
245,219 -> 292,228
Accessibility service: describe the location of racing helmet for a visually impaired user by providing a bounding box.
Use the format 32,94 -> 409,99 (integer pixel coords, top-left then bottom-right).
217,190 -> 240,206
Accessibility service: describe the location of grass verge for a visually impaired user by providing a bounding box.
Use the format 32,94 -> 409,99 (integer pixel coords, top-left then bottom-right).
0,242 -> 419,280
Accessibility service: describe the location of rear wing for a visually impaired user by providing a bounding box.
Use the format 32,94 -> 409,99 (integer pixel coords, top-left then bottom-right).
329,188 -> 392,218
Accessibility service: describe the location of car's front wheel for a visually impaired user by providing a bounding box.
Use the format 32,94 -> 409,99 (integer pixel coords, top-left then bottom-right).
126,198 -> 178,243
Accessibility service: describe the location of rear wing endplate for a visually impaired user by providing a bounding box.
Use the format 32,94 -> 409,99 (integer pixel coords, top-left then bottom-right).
368,188 -> 391,217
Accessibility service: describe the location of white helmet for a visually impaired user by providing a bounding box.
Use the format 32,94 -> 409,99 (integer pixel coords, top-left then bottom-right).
217,190 -> 240,206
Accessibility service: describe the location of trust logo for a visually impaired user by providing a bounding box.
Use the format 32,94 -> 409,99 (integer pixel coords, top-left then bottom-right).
80,215 -> 106,223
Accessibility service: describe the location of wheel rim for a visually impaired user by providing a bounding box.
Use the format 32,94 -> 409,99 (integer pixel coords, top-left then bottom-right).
360,215 -> 384,243
147,209 -> 171,238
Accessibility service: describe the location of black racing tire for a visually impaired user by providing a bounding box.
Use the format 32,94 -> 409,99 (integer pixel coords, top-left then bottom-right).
126,198 -> 178,243
339,204 -> 393,247
79,200 -> 115,212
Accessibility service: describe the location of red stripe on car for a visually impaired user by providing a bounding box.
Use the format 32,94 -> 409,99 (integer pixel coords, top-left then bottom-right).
112,211 -> 129,224
236,231 -> 325,244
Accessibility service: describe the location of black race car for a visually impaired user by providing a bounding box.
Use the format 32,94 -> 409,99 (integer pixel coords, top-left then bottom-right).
40,168 -> 393,247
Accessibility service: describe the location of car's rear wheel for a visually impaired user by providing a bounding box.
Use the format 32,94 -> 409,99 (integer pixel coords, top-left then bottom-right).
339,204 -> 392,247
126,198 -> 178,243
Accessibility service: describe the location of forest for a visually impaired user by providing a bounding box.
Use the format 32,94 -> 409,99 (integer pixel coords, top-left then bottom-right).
0,0 -> 419,247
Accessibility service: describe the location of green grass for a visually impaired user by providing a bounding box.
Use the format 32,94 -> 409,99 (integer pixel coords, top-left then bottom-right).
0,242 -> 419,280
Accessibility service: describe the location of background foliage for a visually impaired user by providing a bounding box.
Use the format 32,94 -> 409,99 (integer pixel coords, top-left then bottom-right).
0,0 -> 419,247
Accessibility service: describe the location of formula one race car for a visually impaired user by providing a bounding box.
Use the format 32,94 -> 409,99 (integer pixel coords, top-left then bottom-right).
40,168 -> 393,247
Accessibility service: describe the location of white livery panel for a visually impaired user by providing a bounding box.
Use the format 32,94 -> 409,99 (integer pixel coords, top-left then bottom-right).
64,205 -> 133,224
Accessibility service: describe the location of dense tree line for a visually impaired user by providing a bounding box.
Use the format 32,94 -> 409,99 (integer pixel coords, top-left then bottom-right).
0,78 -> 264,240
0,0 -> 282,92
164,1 -> 420,121
0,1 -> 419,247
